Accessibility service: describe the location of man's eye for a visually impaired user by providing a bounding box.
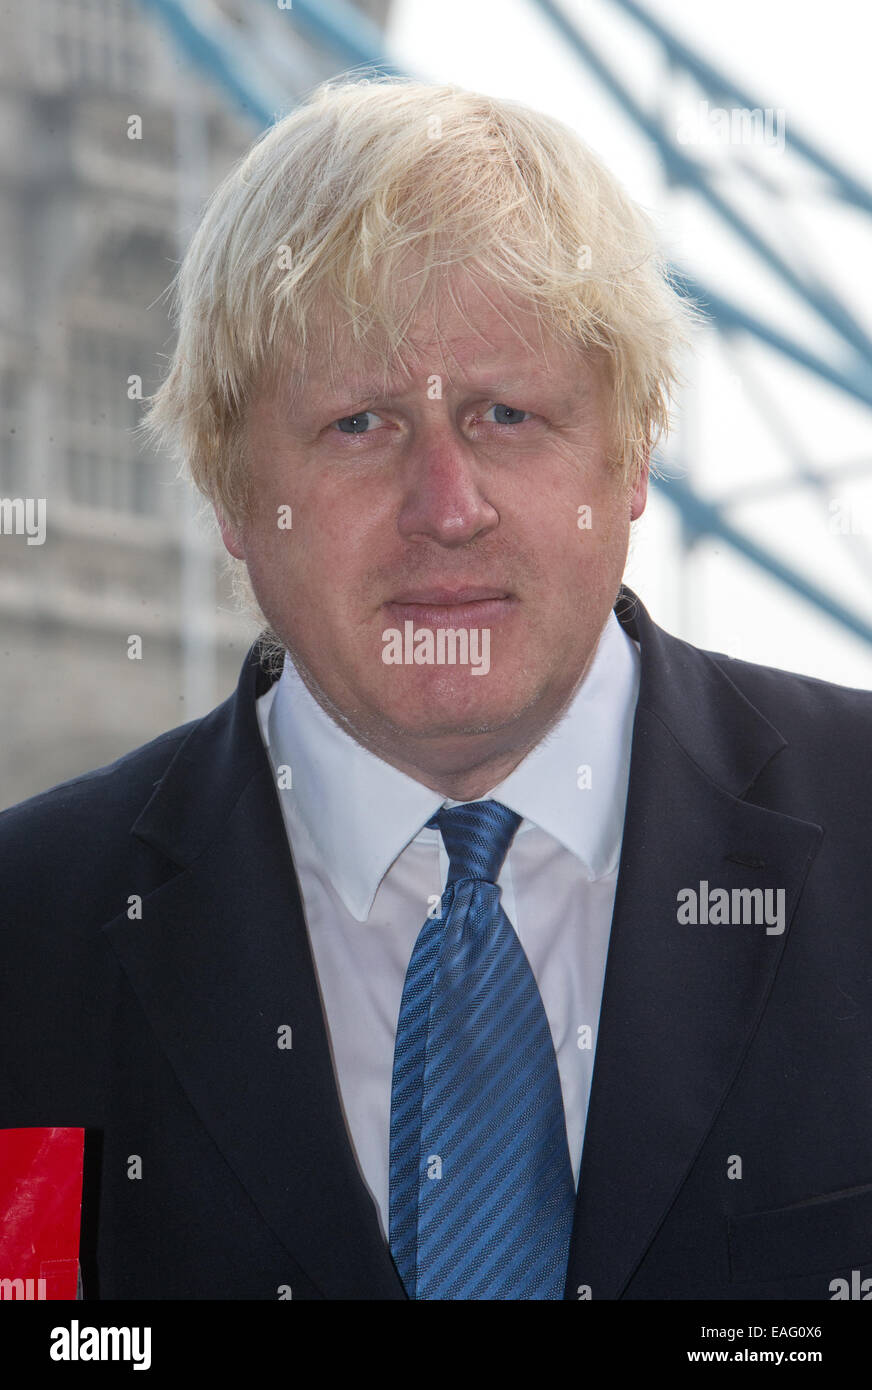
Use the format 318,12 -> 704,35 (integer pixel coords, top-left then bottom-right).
481,403 -> 530,425
332,410 -> 383,434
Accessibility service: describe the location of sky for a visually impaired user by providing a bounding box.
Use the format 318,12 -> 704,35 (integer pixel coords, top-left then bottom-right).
384,0 -> 872,687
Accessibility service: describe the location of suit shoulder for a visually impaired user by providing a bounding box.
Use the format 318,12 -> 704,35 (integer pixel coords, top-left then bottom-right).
0,715 -> 201,848
702,645 -> 872,731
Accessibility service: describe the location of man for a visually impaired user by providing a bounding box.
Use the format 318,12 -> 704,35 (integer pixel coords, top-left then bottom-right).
1,77 -> 871,1301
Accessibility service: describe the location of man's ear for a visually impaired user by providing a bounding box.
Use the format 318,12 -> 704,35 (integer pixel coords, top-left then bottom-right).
629,445 -> 650,522
216,509 -> 246,560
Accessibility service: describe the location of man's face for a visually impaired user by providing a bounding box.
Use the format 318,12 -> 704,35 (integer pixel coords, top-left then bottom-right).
220,274 -> 647,783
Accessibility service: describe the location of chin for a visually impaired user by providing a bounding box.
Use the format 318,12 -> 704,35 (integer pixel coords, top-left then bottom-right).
372,670 -> 540,741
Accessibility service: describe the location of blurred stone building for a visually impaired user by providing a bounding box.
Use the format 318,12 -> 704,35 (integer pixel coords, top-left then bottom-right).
0,0 -> 392,807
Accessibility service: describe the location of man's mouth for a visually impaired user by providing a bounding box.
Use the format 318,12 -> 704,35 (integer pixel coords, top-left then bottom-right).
383,587 -> 516,627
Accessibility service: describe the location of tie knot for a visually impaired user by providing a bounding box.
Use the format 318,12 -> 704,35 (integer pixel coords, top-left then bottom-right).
428,800 -> 521,886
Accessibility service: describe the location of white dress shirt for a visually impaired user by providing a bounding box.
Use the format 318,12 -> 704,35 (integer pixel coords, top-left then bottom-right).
255,611 -> 641,1241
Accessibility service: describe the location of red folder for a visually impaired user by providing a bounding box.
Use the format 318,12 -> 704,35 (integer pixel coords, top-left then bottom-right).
0,1128 -> 84,1299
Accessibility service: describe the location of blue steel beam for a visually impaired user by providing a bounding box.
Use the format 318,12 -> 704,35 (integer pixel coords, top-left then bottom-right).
138,0 -> 275,125
673,272 -> 872,411
611,0 -> 872,217
140,0 -> 407,123
651,472 -> 872,648
529,0 -> 872,365
280,0 -> 404,74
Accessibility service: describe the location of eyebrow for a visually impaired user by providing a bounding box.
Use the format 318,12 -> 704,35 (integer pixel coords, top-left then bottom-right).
317,373 -> 582,405
285,353 -> 599,425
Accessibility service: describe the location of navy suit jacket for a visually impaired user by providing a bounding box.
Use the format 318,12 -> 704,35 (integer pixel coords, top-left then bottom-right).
2,587 -> 871,1299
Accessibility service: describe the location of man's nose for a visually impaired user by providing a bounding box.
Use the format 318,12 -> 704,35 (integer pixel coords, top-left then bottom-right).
396,425 -> 499,546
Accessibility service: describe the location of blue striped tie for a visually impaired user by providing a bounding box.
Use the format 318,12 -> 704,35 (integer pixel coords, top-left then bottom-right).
389,800 -> 575,1299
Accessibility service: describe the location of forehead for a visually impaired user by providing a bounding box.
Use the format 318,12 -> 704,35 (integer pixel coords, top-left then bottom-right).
265,269 -> 597,409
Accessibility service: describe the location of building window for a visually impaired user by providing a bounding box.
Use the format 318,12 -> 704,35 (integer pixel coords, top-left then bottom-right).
64,325 -> 157,515
29,0 -> 145,94
0,369 -> 25,497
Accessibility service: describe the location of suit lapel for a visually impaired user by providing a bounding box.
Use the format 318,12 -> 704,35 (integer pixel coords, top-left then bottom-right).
102,649 -> 406,1299
564,591 -> 823,1299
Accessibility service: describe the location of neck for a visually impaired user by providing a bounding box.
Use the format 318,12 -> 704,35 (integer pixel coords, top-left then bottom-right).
300,668 -> 592,803
356,738 -> 537,803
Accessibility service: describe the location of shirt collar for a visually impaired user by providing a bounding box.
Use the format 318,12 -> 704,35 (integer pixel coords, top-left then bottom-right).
487,610 -> 639,874
262,610 -> 640,921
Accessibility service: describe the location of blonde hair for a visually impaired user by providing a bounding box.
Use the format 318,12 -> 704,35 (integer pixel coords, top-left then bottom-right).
143,74 -> 699,634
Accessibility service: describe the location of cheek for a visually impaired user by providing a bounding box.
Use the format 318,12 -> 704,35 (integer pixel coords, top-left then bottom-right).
244,488 -> 381,630
561,498 -> 630,599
